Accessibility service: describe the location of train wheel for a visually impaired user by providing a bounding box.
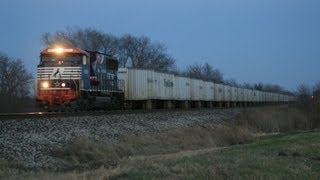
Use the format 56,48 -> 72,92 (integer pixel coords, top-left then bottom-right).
65,105 -> 71,112
44,105 -> 51,112
60,105 -> 66,112
78,99 -> 88,111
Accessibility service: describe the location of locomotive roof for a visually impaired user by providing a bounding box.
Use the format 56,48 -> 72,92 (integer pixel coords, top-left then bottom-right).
40,47 -> 90,56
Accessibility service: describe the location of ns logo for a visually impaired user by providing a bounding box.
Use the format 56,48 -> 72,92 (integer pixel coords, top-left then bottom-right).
51,67 -> 62,79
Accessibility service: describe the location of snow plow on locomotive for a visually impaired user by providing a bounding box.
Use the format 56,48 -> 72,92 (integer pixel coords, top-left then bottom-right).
36,47 -> 124,111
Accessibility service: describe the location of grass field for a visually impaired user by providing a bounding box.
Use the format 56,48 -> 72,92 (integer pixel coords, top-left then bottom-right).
113,130 -> 320,179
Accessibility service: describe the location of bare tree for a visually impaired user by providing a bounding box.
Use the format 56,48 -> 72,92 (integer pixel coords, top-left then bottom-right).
240,83 -> 254,89
224,78 -> 239,87
100,33 -> 118,55
117,34 -> 136,67
296,83 -> 313,110
262,84 -> 285,93
117,35 -> 150,68
0,53 -> 33,98
184,63 -> 202,79
42,31 -> 74,48
312,81 -> 320,112
253,82 -> 264,90
116,34 -> 176,71
297,84 -> 312,99
42,27 -> 118,55
42,28 -> 176,72
184,62 -> 223,83
240,82 -> 286,93
0,52 -> 34,112
144,43 -> 176,72
313,81 -> 320,92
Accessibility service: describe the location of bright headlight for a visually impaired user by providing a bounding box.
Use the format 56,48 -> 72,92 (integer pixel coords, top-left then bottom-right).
61,82 -> 66,87
55,48 -> 64,54
42,82 -> 49,88
47,47 -> 73,54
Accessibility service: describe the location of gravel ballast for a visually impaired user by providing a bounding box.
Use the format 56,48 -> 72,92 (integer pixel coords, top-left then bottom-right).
0,109 -> 240,170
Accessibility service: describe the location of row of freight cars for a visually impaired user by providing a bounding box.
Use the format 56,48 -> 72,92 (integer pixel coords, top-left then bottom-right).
118,68 -> 295,109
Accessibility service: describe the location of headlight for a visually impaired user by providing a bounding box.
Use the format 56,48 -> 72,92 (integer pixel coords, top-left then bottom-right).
42,82 -> 49,88
47,47 -> 74,54
55,48 -> 64,53
61,82 -> 66,87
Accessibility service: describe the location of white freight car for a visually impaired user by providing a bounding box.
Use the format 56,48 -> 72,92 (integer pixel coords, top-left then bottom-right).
205,81 -> 215,101
231,86 -> 238,102
223,85 -> 232,102
118,68 -> 293,109
238,88 -> 245,102
118,68 -> 155,100
153,71 -> 175,100
190,79 -> 203,101
261,92 -> 266,103
214,83 -> 224,102
258,91 -> 263,103
175,76 -> 191,100
254,90 -> 259,102
249,90 -> 254,102
243,89 -> 249,102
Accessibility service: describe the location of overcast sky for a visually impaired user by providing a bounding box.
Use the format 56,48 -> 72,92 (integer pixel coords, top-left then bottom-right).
0,0 -> 319,90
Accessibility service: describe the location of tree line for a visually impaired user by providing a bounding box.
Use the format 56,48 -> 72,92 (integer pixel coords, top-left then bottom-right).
0,52 -> 34,112
42,27 -> 293,93
42,27 -> 176,72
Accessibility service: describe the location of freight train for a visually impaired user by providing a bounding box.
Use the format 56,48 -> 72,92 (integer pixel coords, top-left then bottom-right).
36,46 -> 294,111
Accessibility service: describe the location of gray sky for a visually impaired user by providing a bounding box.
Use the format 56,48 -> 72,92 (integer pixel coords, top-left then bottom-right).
0,0 -> 319,90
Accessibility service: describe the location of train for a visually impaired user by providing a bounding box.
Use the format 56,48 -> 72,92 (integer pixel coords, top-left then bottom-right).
36,46 -> 295,111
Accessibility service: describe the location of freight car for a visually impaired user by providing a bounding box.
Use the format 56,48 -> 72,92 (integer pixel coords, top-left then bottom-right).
36,46 -> 294,111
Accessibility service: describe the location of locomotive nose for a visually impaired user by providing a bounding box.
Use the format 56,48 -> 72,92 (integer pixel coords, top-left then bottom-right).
37,89 -> 77,107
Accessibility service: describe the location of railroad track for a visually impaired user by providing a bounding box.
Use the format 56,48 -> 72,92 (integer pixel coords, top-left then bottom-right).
0,104 -> 288,120
0,111 -> 69,120
0,108 -> 216,120
0,110 -> 129,120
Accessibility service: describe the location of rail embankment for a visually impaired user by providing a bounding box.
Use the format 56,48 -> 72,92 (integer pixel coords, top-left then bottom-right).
1,105 -> 319,179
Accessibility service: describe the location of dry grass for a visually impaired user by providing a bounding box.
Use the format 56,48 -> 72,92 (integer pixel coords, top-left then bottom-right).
235,106 -> 319,133
0,159 -> 25,179
50,137 -> 133,171
12,147 -> 229,180
48,123 -> 253,173
121,123 -> 253,155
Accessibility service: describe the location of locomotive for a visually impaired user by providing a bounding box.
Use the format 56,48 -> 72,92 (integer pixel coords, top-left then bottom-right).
36,46 -> 124,111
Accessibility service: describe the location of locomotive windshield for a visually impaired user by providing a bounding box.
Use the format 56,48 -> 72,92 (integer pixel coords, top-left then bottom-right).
39,54 -> 82,67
